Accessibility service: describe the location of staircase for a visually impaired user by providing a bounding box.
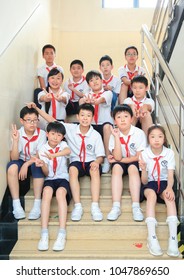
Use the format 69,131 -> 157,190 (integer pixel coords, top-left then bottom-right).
9,174 -> 181,260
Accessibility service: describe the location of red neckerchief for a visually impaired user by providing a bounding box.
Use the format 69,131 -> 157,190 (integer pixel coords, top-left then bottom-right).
125,65 -> 139,90
22,128 -> 40,161
93,91 -> 104,124
46,66 -> 57,72
102,75 -> 113,86
70,76 -> 86,100
51,93 -> 56,119
119,135 -> 131,157
131,97 -> 142,110
152,156 -> 163,193
79,134 -> 86,169
48,146 -> 60,174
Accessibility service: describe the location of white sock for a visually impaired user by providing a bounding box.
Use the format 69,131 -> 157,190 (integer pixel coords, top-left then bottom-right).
41,228 -> 48,236
166,216 -> 179,241
145,217 -> 157,239
113,202 -> 120,208
13,199 -> 21,209
74,203 -> 82,209
91,202 -> 99,209
58,228 -> 66,237
33,199 -> 41,209
132,202 -> 140,208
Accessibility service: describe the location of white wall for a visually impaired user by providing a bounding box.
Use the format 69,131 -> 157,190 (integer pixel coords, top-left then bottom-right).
0,0 -> 52,204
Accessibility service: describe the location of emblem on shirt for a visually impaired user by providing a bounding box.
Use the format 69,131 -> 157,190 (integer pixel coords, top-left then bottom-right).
87,144 -> 93,150
161,160 -> 168,168
130,143 -> 136,151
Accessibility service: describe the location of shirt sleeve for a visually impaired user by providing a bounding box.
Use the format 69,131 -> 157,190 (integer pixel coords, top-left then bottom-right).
36,130 -> 47,151
109,134 -> 115,153
118,67 -> 127,80
101,90 -> 112,106
167,149 -> 175,170
94,133 -> 105,158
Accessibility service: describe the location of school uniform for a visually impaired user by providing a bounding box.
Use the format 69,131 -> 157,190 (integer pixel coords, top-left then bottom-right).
37,63 -> 64,88
124,95 -> 155,112
39,141 -> 71,204
109,125 -> 147,174
118,64 -> 145,81
140,146 -> 175,202
102,74 -> 121,110
7,127 -> 46,178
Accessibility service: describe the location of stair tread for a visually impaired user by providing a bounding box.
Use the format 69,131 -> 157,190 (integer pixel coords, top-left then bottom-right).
10,239 -> 182,260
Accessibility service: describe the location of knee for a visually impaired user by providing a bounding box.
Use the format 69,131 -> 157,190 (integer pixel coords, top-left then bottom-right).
56,188 -> 66,200
42,187 -> 52,201
69,166 -> 78,177
7,164 -> 18,177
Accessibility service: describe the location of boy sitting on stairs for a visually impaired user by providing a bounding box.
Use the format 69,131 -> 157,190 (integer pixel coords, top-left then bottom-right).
35,121 -> 72,251
26,102 -> 105,222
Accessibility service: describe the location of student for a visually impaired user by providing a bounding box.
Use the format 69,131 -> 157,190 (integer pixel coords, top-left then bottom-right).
99,55 -> 121,111
35,121 -> 71,251
123,76 -> 154,135
26,102 -> 105,222
118,46 -> 145,104
64,59 -> 90,115
37,68 -> 70,129
34,44 -> 64,108
80,70 -> 113,173
7,107 -> 46,220
107,104 -> 147,222
139,125 -> 179,257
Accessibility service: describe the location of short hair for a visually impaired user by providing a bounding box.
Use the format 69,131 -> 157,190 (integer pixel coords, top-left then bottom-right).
46,121 -> 66,135
99,55 -> 113,65
47,68 -> 64,80
70,59 -> 84,69
147,125 -> 168,147
131,75 -> 148,87
42,44 -> 56,55
113,104 -> 133,119
77,103 -> 95,116
20,107 -> 39,119
124,46 -> 138,56
86,70 -> 102,84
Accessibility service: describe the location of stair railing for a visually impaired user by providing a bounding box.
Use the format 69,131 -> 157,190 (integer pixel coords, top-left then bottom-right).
141,24 -> 184,220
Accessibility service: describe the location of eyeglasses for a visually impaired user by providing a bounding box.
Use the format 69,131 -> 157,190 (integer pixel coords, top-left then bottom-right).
126,53 -> 137,57
23,119 -> 39,124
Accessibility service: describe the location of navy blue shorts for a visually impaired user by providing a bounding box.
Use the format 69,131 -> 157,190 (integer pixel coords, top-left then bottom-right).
111,161 -> 139,176
92,122 -> 113,139
69,161 -> 102,177
43,178 -> 72,205
7,159 -> 44,178
140,180 -> 168,204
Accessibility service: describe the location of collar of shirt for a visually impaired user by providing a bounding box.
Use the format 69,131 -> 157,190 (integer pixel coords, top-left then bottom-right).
76,124 -> 93,137
45,141 -> 61,151
45,63 -> 56,69
132,95 -> 147,103
146,145 -> 167,158
20,126 -> 39,138
69,76 -> 84,84
125,64 -> 139,73
119,125 -> 135,138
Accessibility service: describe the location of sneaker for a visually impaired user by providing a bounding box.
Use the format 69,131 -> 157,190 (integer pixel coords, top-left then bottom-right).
107,207 -> 121,221
28,207 -> 41,220
132,207 -> 144,221
38,235 -> 49,251
91,206 -> 103,221
167,237 -> 180,257
13,206 -> 26,220
71,206 -> 83,221
102,158 -> 110,173
53,234 -> 66,251
147,236 -> 163,256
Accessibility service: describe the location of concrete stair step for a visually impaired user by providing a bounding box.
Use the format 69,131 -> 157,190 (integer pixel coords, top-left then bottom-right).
10,239 -> 181,260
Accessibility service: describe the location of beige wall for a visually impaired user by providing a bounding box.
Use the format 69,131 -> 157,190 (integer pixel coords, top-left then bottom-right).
0,0 -> 52,204
52,0 -> 154,78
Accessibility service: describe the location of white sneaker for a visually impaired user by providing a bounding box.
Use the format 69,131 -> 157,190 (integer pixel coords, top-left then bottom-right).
71,206 -> 83,221
38,235 -> 49,251
91,206 -> 103,221
107,207 -> 121,221
147,236 -> 163,256
102,158 -> 110,173
13,206 -> 26,220
28,207 -> 41,220
167,237 -> 180,257
53,233 -> 66,251
132,207 -> 144,221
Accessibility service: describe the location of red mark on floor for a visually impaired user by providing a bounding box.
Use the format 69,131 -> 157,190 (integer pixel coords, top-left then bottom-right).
133,243 -> 143,248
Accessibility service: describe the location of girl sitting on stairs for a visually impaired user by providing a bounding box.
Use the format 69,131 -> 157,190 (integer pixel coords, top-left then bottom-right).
139,124 -> 180,257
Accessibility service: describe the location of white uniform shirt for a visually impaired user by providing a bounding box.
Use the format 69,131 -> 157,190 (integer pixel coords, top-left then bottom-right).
61,123 -> 105,163
124,95 -> 155,112
84,90 -> 113,125
37,63 -> 64,88
141,146 -> 175,182
102,75 -> 121,94
64,76 -> 90,102
38,88 -> 70,120
109,125 -> 147,157
39,141 -> 69,181
118,65 -> 145,81
12,127 -> 46,161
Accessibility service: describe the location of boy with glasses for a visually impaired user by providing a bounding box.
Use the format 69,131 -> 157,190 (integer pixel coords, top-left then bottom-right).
7,107 -> 46,220
118,46 -> 145,104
